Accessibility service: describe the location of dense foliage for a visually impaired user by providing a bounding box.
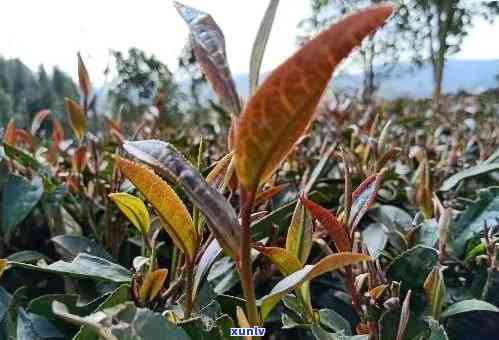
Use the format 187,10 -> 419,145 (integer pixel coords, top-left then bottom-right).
1,2 -> 499,340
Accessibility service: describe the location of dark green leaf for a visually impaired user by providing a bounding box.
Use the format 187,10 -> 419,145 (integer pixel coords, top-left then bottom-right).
51,235 -> 114,262
17,308 -> 65,340
440,163 -> 499,191
9,254 -> 131,283
2,175 -> 44,235
386,246 -> 438,290
441,299 -> 499,319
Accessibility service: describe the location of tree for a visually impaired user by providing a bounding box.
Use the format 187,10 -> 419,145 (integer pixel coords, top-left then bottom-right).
301,0 -> 401,104
397,0 -> 499,106
110,48 -> 183,125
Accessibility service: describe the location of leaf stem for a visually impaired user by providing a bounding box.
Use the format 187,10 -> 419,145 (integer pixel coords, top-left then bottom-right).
184,259 -> 195,319
239,187 -> 261,327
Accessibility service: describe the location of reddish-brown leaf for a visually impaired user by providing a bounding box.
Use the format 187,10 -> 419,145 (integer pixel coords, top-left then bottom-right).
15,129 -> 34,152
350,169 -> 386,231
255,184 -> 286,206
77,52 -> 91,101
301,197 -> 350,252
72,145 -> 88,173
234,4 -> 393,191
30,109 -> 51,135
3,119 -> 17,145
52,118 -> 65,145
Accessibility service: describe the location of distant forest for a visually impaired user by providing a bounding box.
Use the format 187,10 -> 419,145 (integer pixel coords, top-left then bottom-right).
0,57 -> 78,126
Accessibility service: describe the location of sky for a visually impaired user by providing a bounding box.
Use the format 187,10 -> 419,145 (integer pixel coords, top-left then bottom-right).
1,0 -> 499,85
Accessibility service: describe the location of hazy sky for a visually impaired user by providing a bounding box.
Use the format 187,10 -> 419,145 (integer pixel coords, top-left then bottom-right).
1,0 -> 498,84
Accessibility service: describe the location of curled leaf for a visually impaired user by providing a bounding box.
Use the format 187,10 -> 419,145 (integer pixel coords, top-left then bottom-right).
258,252 -> 370,320
234,4 -> 394,191
424,266 -> 445,320
349,169 -> 386,231
116,157 -> 197,260
301,197 -> 351,252
285,201 -> 313,264
109,193 -> 150,235
31,109 -> 51,136
139,269 -> 168,304
122,140 -> 241,260
174,1 -> 241,116
65,98 -> 86,144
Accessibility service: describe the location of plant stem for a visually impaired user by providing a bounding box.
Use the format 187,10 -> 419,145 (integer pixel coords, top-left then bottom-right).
185,259 -> 194,319
239,188 -> 261,327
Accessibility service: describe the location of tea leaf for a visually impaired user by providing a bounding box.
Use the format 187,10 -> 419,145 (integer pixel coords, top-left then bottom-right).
286,201 -> 313,264
424,266 -> 445,320
116,157 -> 197,260
350,169 -> 386,231
0,259 -> 10,280
77,52 -> 91,100
109,192 -> 151,235
396,290 -> 412,340
72,145 -> 88,173
250,0 -> 280,95
30,109 -> 51,136
139,269 -> 168,304
258,252 -> 370,320
122,140 -> 241,260
174,1 -> 241,116
2,175 -> 44,235
234,5 -> 394,191
440,162 -> 499,192
65,98 -> 86,144
449,186 -> 499,256
3,118 -> 17,145
10,253 -> 131,283
254,246 -> 302,276
441,299 -> 499,319
301,197 -> 350,252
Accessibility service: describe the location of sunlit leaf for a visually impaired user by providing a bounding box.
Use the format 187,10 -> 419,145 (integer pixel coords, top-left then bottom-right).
0,259 -> 10,280
139,269 -> 168,304
3,118 -> 17,145
122,140 -> 241,260
258,252 -> 370,320
65,98 -> 86,144
301,197 -> 350,252
77,52 -> 91,101
249,0 -> 280,95
174,1 -> 241,116
109,192 -> 150,235
285,201 -> 313,264
254,246 -> 302,276
30,109 -> 51,136
349,169 -> 386,231
116,157 -> 197,260
234,5 -> 394,191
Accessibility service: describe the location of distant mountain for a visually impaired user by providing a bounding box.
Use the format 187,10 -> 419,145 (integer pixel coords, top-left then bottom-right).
228,59 -> 499,100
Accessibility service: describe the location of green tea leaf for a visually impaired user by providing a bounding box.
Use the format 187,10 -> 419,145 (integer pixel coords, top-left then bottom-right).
441,299 -> 499,319
2,175 -> 44,235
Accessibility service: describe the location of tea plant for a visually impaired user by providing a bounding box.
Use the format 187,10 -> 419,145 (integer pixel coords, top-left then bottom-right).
1,1 -> 499,340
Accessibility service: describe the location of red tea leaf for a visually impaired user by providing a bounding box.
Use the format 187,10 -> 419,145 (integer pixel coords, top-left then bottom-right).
235,4 -> 394,192
301,197 -> 350,252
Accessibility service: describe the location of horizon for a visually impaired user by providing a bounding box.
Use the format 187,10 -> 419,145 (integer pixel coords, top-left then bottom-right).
1,0 -> 499,86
